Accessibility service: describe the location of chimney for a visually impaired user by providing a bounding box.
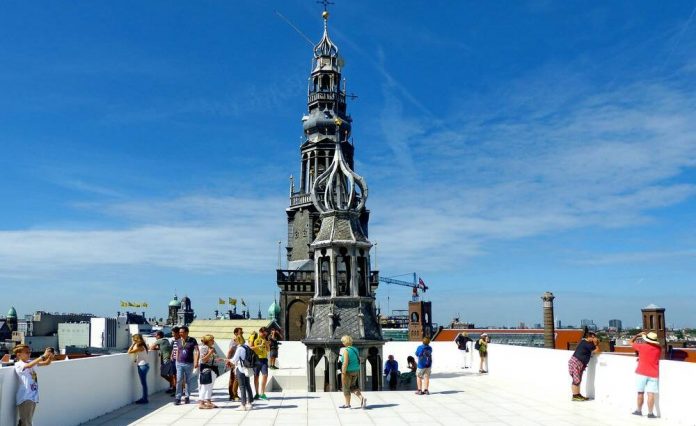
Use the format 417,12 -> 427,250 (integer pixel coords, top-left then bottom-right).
541,291 -> 556,349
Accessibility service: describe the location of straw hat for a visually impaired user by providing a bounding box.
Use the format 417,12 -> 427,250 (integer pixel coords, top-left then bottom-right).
644,332 -> 660,345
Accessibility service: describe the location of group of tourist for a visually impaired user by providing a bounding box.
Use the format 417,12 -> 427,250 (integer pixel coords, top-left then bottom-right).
568,330 -> 663,418
146,325 -> 282,410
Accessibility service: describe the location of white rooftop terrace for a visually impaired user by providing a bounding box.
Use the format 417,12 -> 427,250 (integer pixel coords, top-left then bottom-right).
2,341 -> 695,425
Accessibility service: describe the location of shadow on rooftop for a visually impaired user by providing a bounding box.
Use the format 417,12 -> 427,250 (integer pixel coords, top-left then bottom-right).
429,372 -> 469,379
276,396 -> 320,400
431,390 -> 463,395
365,403 -> 400,409
252,404 -> 299,410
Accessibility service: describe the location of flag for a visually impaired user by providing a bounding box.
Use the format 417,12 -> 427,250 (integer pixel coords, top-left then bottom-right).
418,278 -> 428,292
229,298 -> 237,306
133,303 -> 141,308
241,299 -> 246,307
120,301 -> 127,308
218,298 -> 225,305
128,302 -> 135,307
142,302 -> 148,308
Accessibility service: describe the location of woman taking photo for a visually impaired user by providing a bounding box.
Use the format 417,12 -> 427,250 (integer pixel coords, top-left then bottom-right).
128,333 -> 149,404
198,334 -> 219,409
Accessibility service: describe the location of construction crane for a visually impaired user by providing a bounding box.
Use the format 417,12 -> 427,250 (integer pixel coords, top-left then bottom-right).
379,272 -> 428,302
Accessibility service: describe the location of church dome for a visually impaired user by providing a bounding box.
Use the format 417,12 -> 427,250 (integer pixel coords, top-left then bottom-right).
7,306 -> 17,318
268,301 -> 281,320
168,296 -> 181,307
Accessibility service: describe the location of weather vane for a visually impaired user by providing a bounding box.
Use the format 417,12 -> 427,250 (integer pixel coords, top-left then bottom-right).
317,0 -> 334,12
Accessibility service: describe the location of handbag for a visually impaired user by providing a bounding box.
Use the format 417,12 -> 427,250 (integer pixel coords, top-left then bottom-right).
199,366 -> 213,385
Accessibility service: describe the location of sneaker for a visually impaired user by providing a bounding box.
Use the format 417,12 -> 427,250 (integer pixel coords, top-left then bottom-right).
572,395 -> 586,402
253,394 -> 260,400
174,399 -> 181,406
245,403 -> 253,410
237,405 -> 247,411
423,390 -> 429,395
632,410 -> 642,416
415,390 -> 423,395
184,397 -> 190,404
260,394 -> 268,400
647,413 -> 657,419
338,404 -> 351,409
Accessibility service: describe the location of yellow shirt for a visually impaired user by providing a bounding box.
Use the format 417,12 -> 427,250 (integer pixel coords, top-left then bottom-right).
248,334 -> 268,359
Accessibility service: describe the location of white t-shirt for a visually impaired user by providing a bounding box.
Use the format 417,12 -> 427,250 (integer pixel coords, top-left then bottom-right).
15,360 -> 39,404
135,349 -> 148,366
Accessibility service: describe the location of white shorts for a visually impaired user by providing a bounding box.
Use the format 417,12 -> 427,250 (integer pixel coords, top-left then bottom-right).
416,367 -> 431,378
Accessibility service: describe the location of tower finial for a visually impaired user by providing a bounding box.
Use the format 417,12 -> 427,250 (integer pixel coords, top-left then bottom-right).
317,0 -> 334,13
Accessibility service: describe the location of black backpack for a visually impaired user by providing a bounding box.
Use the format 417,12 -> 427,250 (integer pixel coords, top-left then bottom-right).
474,339 -> 482,350
242,344 -> 259,368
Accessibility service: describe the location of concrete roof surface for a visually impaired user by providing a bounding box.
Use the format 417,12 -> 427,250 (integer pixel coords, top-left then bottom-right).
82,370 -> 660,426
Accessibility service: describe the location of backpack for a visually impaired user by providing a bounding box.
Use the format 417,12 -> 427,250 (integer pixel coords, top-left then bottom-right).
418,346 -> 432,368
475,339 -> 482,351
242,344 -> 259,369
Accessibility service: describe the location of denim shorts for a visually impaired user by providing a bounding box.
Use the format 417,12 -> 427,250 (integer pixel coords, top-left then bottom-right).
254,358 -> 269,376
636,374 -> 659,393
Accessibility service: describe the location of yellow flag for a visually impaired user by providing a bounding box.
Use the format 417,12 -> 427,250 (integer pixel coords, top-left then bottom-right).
128,302 -> 135,307
120,301 -> 127,308
142,302 -> 149,308
218,298 -> 225,305
229,298 -> 237,306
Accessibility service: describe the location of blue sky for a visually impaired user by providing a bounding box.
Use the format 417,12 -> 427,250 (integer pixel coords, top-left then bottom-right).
1,1 -> 695,328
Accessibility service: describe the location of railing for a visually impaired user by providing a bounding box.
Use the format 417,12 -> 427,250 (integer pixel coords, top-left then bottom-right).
290,193 -> 312,206
307,91 -> 345,104
277,269 -> 314,284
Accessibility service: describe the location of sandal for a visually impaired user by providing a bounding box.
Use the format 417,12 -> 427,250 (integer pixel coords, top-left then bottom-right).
339,404 -> 351,409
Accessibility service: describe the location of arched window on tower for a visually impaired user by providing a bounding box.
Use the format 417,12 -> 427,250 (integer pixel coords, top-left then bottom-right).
321,75 -> 330,91
320,257 -> 330,297
357,257 -> 367,297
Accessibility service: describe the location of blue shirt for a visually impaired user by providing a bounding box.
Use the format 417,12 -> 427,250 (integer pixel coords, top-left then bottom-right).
384,359 -> 399,375
415,344 -> 432,369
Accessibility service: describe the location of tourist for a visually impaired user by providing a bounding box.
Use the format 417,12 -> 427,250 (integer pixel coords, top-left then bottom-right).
384,354 -> 399,390
13,344 -> 53,426
568,331 -> 600,401
269,329 -> 281,369
197,334 -> 218,409
477,333 -> 490,373
226,327 -> 244,401
630,331 -> 661,418
231,339 -> 255,410
150,330 -> 175,394
127,333 -> 149,404
170,326 -> 181,396
173,325 -> 199,405
415,336 -> 433,395
407,355 -> 417,373
339,335 -> 366,408
455,332 -> 473,369
249,327 -> 270,400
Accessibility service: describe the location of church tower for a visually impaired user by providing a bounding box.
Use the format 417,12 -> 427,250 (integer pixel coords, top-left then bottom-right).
277,9 -> 374,341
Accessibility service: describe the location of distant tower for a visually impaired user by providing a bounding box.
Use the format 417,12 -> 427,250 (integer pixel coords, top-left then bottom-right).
541,292 -> 556,349
167,295 -> 181,325
276,6 -> 374,341
6,306 -> 18,332
641,304 -> 666,356
177,296 -> 194,326
408,301 -> 433,341
268,300 -> 281,322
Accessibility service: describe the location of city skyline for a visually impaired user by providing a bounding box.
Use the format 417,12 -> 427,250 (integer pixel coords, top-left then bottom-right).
1,1 -> 695,327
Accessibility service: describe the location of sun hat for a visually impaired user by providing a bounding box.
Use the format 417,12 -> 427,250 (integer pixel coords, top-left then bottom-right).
644,332 -> 660,345
481,333 -> 488,337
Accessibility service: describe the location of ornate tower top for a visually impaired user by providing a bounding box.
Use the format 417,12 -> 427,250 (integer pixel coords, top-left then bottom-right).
314,11 -> 338,60
310,117 -> 367,214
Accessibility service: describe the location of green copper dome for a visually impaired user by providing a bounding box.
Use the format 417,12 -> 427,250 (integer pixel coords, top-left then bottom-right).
268,301 -> 281,320
169,295 -> 181,307
7,306 -> 17,318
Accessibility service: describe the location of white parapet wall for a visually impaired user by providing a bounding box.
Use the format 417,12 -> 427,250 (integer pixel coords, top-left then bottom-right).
0,351 -> 169,426
1,341 -> 695,425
